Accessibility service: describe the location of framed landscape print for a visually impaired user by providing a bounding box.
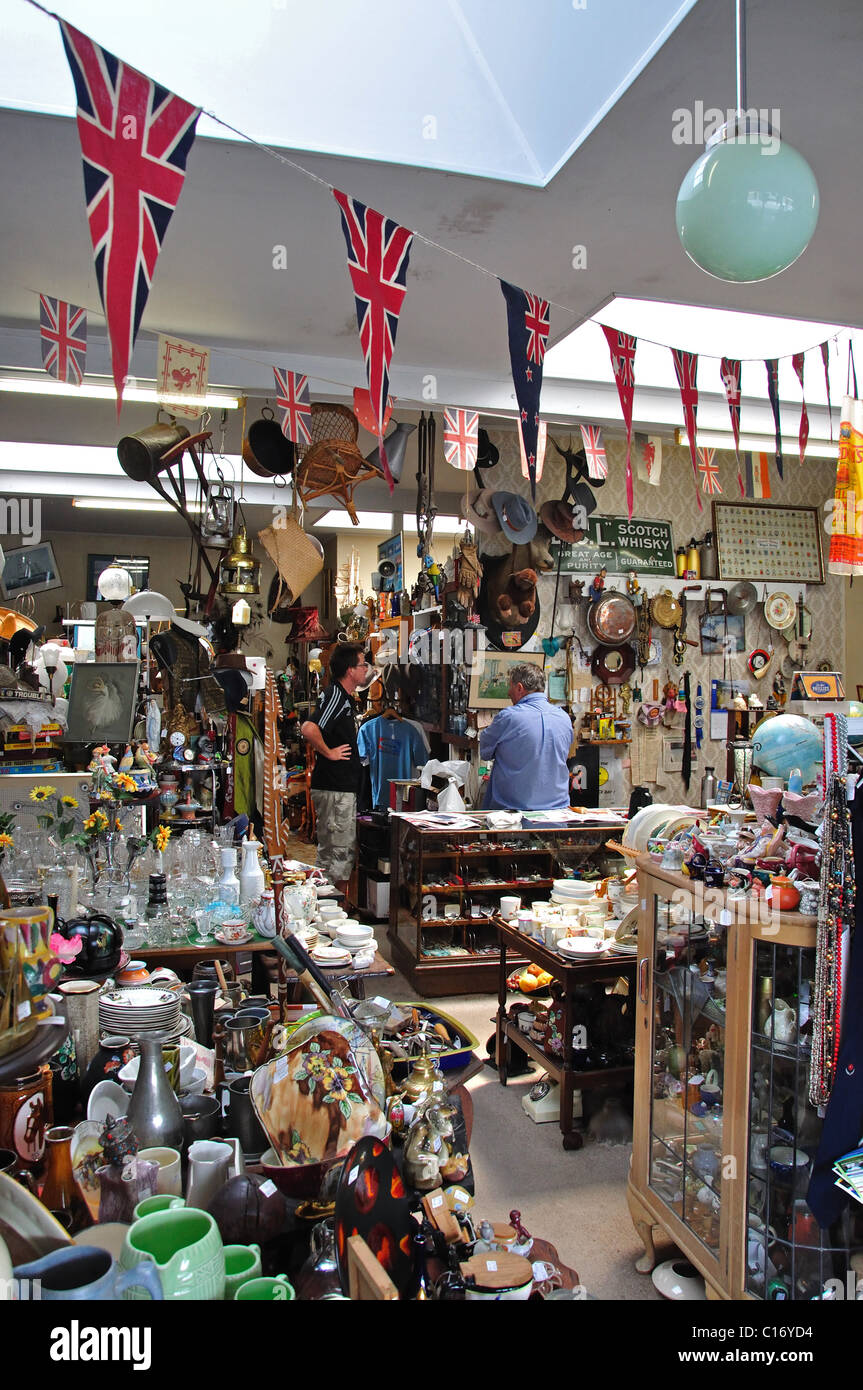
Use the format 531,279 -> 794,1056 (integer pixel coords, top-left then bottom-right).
469,651 -> 544,708
712,502 -> 824,584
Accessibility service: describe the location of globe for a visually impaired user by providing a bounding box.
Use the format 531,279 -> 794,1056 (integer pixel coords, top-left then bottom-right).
751,714 -> 822,785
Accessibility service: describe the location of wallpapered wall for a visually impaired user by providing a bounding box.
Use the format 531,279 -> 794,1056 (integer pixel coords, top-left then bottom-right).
476,428 -> 845,805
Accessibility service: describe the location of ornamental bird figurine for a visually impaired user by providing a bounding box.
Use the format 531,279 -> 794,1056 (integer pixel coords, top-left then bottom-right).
133,742 -> 156,769
118,744 -> 134,773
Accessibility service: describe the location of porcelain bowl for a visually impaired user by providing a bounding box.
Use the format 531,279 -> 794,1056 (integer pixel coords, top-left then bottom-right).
118,1044 -> 196,1090
552,879 -> 598,899
651,1258 -> 706,1301
335,923 -> 374,948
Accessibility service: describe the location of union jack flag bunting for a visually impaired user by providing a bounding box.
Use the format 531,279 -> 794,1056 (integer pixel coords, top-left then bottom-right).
765,358 -> 784,479
601,326 -> 637,516
39,295 -> 87,384
442,409 -> 479,471
698,448 -> 722,495
719,357 -> 745,496
500,281 -> 550,501
792,352 -> 809,465
580,424 -> 608,480
273,369 -> 311,446
59,22 -> 200,413
671,346 -> 703,512
333,190 -> 414,491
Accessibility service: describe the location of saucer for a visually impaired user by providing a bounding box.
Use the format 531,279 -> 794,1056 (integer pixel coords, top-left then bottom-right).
311,945 -> 352,967
214,929 -> 253,946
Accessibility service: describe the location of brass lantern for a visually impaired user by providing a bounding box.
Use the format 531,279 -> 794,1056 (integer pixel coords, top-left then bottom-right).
219,525 -> 261,596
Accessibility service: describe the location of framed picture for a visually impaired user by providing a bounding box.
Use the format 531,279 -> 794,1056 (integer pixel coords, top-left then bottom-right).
700,611 -> 746,655
469,651 -> 545,708
712,502 -> 825,584
64,663 -> 140,745
0,542 -> 62,599
663,736 -> 699,774
377,533 -> 404,593
86,554 -> 150,603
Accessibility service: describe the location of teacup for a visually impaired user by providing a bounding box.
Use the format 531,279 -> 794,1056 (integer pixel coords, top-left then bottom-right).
223,1243 -> 263,1300
133,1194 -> 185,1222
500,896 -> 521,918
219,920 -> 248,943
235,1274 -> 295,1301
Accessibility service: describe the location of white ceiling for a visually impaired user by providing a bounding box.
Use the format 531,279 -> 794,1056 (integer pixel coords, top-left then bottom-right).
0,0 -> 861,536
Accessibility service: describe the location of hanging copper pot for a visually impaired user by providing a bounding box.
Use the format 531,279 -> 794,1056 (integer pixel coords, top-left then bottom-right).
242,407 -> 295,478
117,412 -> 190,483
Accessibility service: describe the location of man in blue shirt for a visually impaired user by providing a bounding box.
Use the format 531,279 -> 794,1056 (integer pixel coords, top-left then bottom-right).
479,662 -> 573,810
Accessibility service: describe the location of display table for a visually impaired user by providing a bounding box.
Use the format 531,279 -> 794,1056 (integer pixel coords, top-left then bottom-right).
495,918 -> 636,1150
136,940 -> 394,1000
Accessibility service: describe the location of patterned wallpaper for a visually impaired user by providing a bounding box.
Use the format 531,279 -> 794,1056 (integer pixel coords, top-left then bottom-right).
475,427 -> 844,804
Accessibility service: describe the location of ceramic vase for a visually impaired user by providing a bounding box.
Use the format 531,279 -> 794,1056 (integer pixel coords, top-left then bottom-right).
0,1066 -> 52,1169
126,1036 -> 184,1151
238,840 -> 266,907
56,980 -> 102,1080
82,1035 -> 133,1101
40,1125 -> 93,1233
97,1157 -> 160,1224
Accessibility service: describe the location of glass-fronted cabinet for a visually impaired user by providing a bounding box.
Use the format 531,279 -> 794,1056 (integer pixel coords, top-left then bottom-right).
630,854 -> 860,1300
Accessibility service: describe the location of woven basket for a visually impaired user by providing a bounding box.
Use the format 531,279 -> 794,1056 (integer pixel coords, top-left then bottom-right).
297,403 -> 378,525
258,515 -> 324,610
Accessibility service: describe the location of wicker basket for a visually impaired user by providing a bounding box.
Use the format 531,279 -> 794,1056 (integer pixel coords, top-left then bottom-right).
297,403 -> 378,525
258,515 -> 324,610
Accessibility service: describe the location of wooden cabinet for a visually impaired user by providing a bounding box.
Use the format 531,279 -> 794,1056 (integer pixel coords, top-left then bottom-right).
387,816 -> 621,995
629,855 -> 861,1300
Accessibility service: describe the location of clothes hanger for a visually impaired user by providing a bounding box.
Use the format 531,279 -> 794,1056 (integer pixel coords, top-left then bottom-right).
381,704 -> 402,720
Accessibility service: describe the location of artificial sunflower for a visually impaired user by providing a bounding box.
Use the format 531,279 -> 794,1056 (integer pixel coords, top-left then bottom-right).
83,809 -> 109,833
60,795 -> 78,809
0,833 -> 14,851
29,785 -> 56,802
114,773 -> 137,793
154,825 -> 172,854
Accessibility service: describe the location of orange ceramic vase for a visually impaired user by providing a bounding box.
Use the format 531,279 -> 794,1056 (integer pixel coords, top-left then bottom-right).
769,876 -> 801,911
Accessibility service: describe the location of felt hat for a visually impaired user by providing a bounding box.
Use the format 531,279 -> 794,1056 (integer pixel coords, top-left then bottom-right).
476,428 -> 499,468
478,552 -> 541,652
540,499 -> 587,545
491,492 -> 538,544
461,488 -> 502,536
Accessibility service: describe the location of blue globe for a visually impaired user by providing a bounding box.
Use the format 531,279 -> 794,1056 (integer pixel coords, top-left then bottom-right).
751,714 -> 822,785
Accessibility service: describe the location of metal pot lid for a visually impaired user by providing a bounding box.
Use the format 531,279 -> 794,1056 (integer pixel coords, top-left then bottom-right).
763,591 -> 795,630
727,581 -> 758,615
587,590 -> 636,643
650,590 -> 682,629
590,642 -> 635,685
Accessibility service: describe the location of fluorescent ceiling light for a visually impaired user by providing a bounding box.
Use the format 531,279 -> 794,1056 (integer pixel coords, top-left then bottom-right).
677,430 -> 838,460
72,498 -> 204,512
0,377 -> 240,408
313,510 -> 394,531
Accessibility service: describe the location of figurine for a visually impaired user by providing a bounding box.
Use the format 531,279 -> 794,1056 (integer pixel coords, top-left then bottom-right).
133,742 -> 157,770
588,568 -> 607,604
403,1099 -> 467,1192
118,744 -> 135,773
626,570 -> 643,606
568,578 -> 585,603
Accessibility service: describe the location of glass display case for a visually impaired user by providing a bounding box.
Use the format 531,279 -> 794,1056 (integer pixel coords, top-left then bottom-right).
629,854 -> 861,1300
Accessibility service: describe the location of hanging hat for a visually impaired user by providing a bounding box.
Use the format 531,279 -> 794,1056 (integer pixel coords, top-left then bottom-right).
491,492 -> 538,544
479,552 -> 541,651
476,428 -> 500,468
540,500 -> 586,545
461,488 -> 502,536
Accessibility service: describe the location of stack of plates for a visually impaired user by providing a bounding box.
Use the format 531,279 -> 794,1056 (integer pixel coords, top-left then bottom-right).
310,944 -> 352,968
99,986 -> 182,1038
557,937 -> 608,959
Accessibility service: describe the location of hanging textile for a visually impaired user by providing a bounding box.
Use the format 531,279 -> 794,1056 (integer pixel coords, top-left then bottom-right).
743,451 -> 772,501
39,295 -> 87,384
333,190 -> 414,492
59,22 -> 201,411
719,357 -> 745,496
156,335 -> 209,419
634,433 -> 662,486
670,346 -> 703,512
828,394 -> 863,576
697,448 -> 722,495
442,409 -> 479,471
764,359 -> 784,480
273,369 -> 311,445
500,282 -> 550,501
263,670 -> 288,864
821,341 -> 834,441
791,352 -> 809,465
602,328 -> 637,516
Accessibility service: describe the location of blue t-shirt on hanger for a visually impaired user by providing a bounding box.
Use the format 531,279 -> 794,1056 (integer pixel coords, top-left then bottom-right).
357,715 -> 427,809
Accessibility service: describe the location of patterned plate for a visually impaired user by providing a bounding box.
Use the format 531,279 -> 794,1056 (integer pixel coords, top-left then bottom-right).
764,591 -> 795,630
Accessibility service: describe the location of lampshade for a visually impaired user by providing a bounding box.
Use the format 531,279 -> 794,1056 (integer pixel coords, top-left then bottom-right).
97,563 -> 133,601
676,124 -> 819,283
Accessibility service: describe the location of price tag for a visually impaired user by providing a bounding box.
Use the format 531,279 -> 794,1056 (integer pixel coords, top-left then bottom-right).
486,1259 -> 498,1272
17,1000 -> 31,1021
431,1194 -> 443,1208
274,1056 -> 289,1082
259,1180 -> 277,1198
718,908 -> 733,927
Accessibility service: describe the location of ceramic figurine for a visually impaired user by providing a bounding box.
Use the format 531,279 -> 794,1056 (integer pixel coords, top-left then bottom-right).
403,1099 -> 467,1192
118,745 -> 135,772
588,568 -> 607,604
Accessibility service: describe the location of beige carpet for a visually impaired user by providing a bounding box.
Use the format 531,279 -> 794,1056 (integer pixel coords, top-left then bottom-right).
285,831 -> 671,1299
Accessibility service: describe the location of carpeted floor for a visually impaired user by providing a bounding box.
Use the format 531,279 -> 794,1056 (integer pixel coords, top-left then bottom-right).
283,831 -> 672,1299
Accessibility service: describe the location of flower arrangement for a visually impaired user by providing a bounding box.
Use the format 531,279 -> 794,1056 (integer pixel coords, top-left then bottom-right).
30,785 -> 80,844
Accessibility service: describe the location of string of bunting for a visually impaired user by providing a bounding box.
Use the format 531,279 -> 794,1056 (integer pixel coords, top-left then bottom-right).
17,0 -> 845,520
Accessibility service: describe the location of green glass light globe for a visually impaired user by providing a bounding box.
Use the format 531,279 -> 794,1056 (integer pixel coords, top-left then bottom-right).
676,136 -> 819,282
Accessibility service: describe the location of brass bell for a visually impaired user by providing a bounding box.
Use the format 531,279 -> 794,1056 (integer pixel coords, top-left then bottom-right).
219,525 -> 261,596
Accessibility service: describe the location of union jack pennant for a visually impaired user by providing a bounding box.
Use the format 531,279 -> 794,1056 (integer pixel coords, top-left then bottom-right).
698,448 -> 722,495
442,409 -> 478,471
765,359 -> 784,480
792,352 -> 809,465
273,368 -> 311,446
671,346 -> 703,512
333,190 -> 414,492
719,356 -> 745,496
579,424 -> 608,480
59,22 -> 200,413
501,281 -> 550,501
601,326 -> 637,516
39,295 -> 87,384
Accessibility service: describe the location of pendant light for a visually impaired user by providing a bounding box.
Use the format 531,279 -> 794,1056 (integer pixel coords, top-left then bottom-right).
219,525 -> 261,597
675,0 -> 819,283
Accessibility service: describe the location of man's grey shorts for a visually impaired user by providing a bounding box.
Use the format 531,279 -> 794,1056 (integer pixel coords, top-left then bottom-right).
311,789 -> 357,883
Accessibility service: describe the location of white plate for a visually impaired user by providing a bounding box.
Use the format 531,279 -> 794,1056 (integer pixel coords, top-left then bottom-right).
0,1172 -> 71,1265
101,987 -> 178,1009
214,930 -> 253,946
558,938 -> 608,958
87,1079 -> 130,1124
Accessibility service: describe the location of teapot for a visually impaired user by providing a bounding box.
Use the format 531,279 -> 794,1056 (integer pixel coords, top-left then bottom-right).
55,912 -> 123,976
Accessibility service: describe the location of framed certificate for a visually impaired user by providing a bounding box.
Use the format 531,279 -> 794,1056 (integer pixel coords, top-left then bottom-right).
712,502 -> 824,584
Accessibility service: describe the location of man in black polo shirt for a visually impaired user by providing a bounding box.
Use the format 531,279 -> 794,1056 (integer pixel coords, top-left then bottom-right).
300,643 -> 370,895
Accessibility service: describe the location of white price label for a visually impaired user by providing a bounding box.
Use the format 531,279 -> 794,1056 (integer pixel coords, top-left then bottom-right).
431,1194 -> 443,1208
259,1180 -> 277,1198
274,1056 -> 289,1082
486,1259 -> 498,1272
17,1000 -> 31,1021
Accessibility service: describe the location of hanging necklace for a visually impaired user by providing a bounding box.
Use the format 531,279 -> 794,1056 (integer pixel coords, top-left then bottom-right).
810,716 -> 855,1109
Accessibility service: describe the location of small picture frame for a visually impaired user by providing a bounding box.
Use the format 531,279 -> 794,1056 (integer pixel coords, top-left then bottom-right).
663,736 -> 699,774
700,611 -> 746,655
468,651 -> 545,708
0,542 -> 62,599
64,662 -> 140,746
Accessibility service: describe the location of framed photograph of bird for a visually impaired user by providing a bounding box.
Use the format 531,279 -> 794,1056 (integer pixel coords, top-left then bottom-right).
64,662 -> 140,746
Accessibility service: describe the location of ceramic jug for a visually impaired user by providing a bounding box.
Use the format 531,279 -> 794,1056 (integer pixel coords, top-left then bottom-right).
765,999 -> 797,1045
126,1036 -> 184,1150
120,1206 -> 225,1300
14,1245 -> 163,1301
185,1139 -> 233,1210
238,840 -> 266,906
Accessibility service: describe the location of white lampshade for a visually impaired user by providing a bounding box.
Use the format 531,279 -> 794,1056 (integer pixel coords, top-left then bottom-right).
232,599 -> 251,626
97,564 -> 133,601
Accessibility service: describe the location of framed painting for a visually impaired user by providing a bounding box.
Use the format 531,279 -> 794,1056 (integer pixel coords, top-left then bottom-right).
0,542 -> 62,599
64,663 -> 140,745
469,651 -> 544,708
